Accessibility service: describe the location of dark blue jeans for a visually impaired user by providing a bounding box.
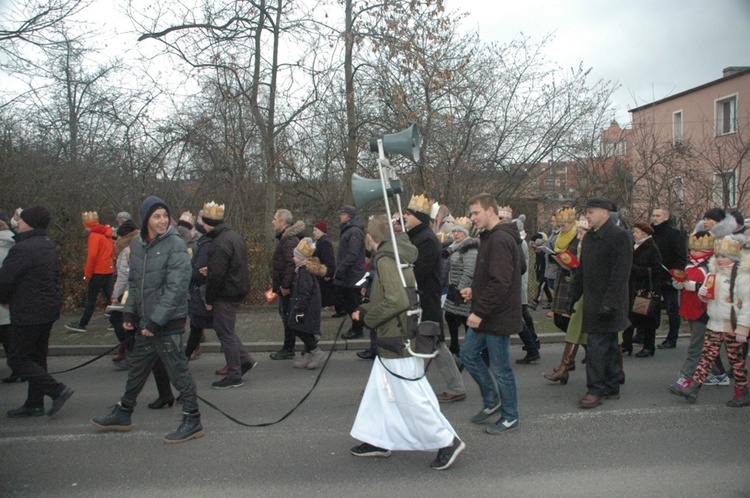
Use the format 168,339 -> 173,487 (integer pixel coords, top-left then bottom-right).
121,332 -> 197,413
79,273 -> 114,327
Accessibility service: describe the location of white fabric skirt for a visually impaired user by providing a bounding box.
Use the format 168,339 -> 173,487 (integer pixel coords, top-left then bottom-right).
350,356 -> 457,451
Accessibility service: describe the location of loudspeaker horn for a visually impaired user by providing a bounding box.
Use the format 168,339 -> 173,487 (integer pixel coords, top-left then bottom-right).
369,123 -> 420,162
351,173 -> 403,208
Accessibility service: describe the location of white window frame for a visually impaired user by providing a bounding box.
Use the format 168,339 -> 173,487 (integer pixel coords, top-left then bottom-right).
715,94 -> 738,136
672,110 -> 683,145
712,170 -> 737,208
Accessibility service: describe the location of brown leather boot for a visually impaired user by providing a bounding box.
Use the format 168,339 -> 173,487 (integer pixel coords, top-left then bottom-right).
112,344 -> 127,363
553,344 -> 578,372
544,342 -> 576,385
215,364 -> 228,376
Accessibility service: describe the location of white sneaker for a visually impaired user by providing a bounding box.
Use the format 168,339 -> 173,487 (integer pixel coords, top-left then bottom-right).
705,374 -> 730,386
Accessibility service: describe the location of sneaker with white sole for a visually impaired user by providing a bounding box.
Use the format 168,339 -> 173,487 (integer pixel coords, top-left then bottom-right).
211,377 -> 244,389
350,442 -> 391,458
430,437 -> 466,470
485,418 -> 519,435
470,402 -> 502,424
65,322 -> 87,333
705,373 -> 730,386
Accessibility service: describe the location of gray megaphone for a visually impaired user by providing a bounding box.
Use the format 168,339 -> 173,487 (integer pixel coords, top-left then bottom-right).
369,123 -> 420,162
351,173 -> 403,208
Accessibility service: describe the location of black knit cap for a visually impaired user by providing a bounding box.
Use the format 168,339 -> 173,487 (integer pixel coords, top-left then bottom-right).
116,219 -> 138,237
703,208 -> 725,223
19,205 -> 51,229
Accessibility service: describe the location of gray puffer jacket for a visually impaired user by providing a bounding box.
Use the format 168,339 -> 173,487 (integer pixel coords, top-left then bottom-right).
123,224 -> 191,335
443,236 -> 478,317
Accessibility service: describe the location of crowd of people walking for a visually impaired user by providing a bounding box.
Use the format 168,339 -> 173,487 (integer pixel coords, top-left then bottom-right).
1,193 -> 749,469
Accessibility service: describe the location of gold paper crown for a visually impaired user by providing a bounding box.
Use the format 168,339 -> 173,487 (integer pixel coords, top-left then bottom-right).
407,194 -> 433,215
714,236 -> 741,257
454,217 -> 472,232
295,238 -> 316,259
82,211 -> 99,223
577,216 -> 590,230
202,201 -> 225,221
688,233 -> 714,251
497,205 -> 513,219
556,207 -> 577,223
179,211 -> 194,225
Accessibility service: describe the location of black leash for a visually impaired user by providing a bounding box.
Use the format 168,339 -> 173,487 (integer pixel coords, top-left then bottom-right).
48,340 -> 130,375
196,317 -> 348,427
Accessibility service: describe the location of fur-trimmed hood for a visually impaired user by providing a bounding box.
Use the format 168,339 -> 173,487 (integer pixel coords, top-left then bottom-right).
115,229 -> 140,258
278,220 -> 306,240
447,235 -> 479,255
298,257 -> 327,278
694,215 -> 739,239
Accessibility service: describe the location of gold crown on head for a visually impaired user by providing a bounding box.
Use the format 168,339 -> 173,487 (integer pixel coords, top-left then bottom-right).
454,217 -> 472,231
497,205 -> 513,219
82,211 -> 99,223
407,194 -> 433,215
556,207 -> 577,223
689,233 -> 714,251
714,236 -> 741,257
202,201 -> 225,220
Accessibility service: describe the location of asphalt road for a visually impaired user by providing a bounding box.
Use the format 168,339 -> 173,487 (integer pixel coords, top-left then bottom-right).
1,344 -> 749,497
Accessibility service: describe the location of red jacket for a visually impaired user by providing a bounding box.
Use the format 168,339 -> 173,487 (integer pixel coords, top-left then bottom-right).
679,252 -> 711,321
85,225 -> 115,279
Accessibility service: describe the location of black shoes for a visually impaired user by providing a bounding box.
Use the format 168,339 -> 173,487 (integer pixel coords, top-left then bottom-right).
270,349 -> 295,360
357,350 -> 376,360
212,377 -> 244,389
515,353 -> 541,364
8,406 -> 45,418
657,341 -> 676,349
91,403 -> 133,431
430,437 -> 466,470
241,360 -> 258,377
1,374 -> 24,383
350,442 -> 391,457
147,396 -> 175,409
163,412 -> 204,444
48,386 -> 73,416
342,329 -> 363,339
635,349 -> 655,357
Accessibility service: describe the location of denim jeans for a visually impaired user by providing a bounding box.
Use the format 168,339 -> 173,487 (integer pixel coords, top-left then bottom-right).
459,328 -> 518,421
121,332 -> 198,413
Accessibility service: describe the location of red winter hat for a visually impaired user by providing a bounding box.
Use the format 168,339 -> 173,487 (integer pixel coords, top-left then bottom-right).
314,221 -> 328,233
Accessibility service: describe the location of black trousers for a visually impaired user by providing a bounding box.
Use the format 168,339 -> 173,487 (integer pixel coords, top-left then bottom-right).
585,332 -> 620,396
7,322 -> 66,409
335,285 -> 363,334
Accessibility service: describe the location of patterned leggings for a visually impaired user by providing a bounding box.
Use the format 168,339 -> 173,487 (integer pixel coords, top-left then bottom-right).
692,329 -> 747,388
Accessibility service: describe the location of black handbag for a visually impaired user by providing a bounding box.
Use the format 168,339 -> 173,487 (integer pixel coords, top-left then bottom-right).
631,268 -> 661,330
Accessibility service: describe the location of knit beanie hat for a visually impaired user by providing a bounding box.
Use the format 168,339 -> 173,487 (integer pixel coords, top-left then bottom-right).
20,205 -> 51,229
116,219 -> 138,237
703,208 -> 725,223
294,237 -> 316,260
313,221 -> 328,233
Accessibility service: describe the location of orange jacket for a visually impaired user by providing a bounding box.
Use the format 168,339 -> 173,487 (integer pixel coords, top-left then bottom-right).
85,225 -> 115,279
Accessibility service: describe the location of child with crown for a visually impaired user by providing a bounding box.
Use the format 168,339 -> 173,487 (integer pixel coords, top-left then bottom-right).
671,234 -> 750,407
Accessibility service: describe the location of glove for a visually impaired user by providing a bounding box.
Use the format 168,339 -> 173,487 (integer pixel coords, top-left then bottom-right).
737,334 -> 748,344
671,279 -> 684,290
684,281 -> 696,292
295,314 -> 305,324
597,306 -> 616,321
698,285 -> 709,297
567,300 -> 577,315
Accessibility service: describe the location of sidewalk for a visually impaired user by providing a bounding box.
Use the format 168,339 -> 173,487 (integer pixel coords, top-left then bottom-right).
44,305 -> 566,356
36,304 -> 692,356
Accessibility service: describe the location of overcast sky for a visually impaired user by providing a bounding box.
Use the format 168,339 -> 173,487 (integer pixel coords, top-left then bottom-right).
450,0 -> 750,126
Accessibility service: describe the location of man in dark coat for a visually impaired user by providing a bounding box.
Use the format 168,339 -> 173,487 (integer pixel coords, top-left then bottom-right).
311,221 -> 336,308
0,206 -> 73,418
202,204 -> 256,389
571,197 -> 633,409
459,193 -> 524,435
651,207 -> 687,349
335,205 -> 366,340
270,209 -> 306,359
403,195 -> 466,403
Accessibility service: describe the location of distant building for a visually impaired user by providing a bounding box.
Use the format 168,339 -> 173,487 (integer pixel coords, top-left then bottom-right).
628,67 -> 750,226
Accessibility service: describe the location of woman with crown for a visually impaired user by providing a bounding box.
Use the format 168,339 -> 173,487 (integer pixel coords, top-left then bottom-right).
671,235 -> 750,407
